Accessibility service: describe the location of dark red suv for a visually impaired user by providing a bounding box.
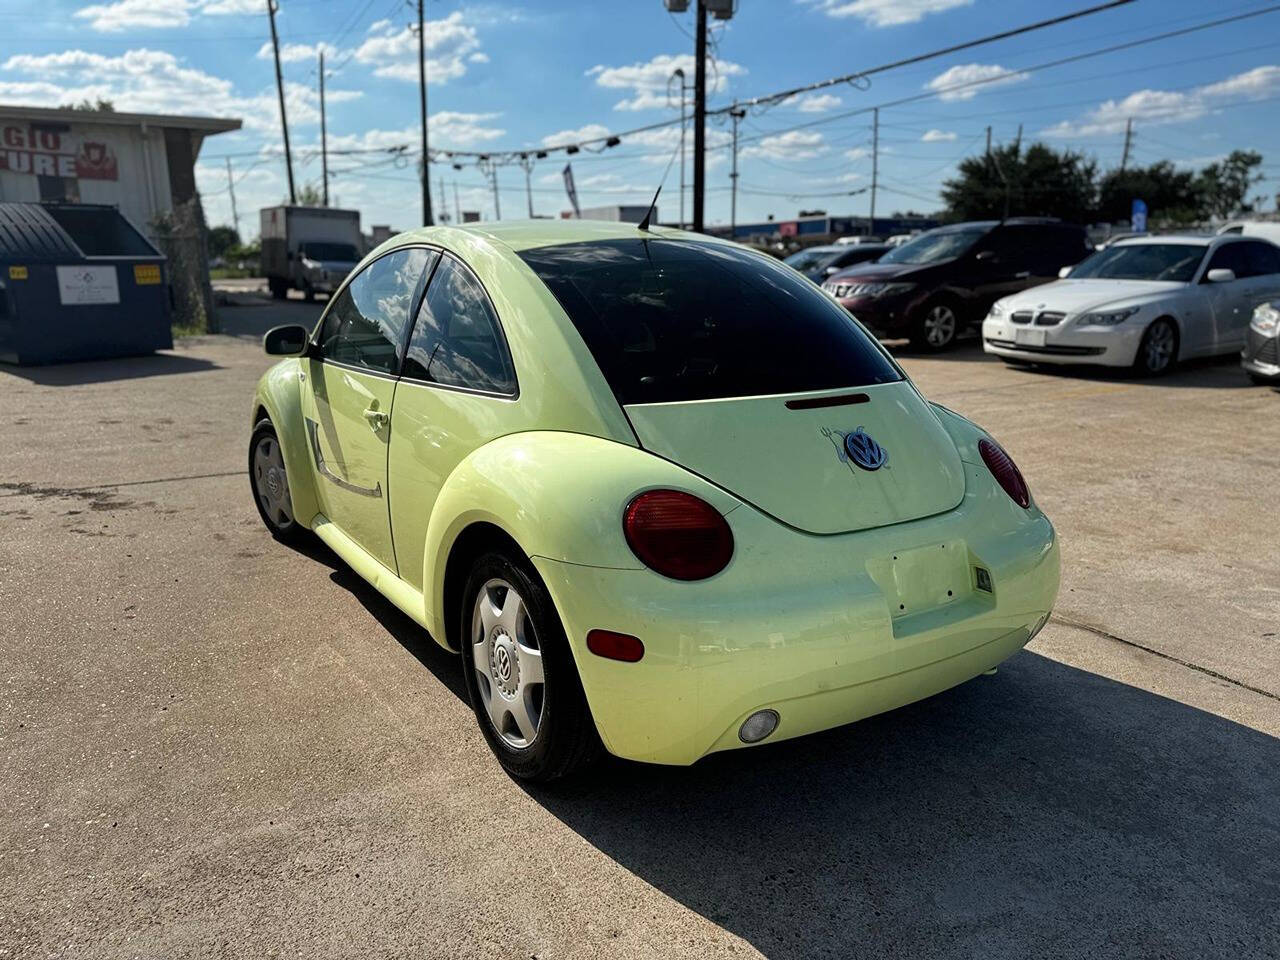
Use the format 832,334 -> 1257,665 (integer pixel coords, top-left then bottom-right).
823,218 -> 1091,351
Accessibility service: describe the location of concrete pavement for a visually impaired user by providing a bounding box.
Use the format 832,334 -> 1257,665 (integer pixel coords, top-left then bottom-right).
1,335 -> 1277,958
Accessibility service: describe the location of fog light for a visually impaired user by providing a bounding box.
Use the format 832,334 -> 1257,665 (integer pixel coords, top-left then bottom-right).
739,709 -> 779,744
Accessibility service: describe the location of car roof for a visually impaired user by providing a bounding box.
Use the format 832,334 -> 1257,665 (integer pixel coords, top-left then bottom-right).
400,217 -> 690,253
1111,235 -> 1214,247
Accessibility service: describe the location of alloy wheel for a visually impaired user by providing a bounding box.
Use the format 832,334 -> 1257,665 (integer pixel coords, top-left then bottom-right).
252,434 -> 294,529
1144,321 -> 1175,373
924,304 -> 957,347
471,578 -> 545,748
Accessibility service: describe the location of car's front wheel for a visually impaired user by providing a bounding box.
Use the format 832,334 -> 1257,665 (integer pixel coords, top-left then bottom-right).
910,300 -> 960,352
1134,318 -> 1178,376
461,549 -> 601,781
249,418 -> 305,544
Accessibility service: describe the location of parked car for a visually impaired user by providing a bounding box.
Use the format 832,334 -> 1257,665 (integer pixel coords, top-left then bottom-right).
982,235 -> 1280,375
783,243 -> 888,282
885,233 -> 919,247
824,219 -> 1091,351
1242,300 -> 1280,384
1217,220 -> 1280,245
834,235 -> 885,246
248,220 -> 1059,781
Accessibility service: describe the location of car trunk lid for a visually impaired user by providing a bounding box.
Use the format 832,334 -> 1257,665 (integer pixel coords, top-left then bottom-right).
624,380 -> 965,535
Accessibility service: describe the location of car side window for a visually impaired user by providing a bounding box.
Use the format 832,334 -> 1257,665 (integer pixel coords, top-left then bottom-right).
317,247 -> 435,374
1241,241 -> 1280,277
1206,243 -> 1252,279
402,255 -> 516,394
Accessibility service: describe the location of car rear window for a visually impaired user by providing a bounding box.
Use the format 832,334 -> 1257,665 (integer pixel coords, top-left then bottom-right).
518,238 -> 902,404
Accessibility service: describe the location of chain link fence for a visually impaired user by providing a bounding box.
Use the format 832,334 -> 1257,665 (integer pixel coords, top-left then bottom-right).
151,197 -> 217,334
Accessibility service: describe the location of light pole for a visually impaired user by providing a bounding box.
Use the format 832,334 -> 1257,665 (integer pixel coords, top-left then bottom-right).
729,104 -> 745,237
669,68 -> 690,229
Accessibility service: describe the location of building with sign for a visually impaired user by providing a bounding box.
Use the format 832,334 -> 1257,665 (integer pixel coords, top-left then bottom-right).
0,104 -> 240,241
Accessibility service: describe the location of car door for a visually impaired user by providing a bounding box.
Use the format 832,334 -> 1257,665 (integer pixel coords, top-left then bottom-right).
386,253 -> 519,593
966,226 -> 1039,315
1233,241 -> 1280,347
1199,242 -> 1257,354
304,246 -> 436,571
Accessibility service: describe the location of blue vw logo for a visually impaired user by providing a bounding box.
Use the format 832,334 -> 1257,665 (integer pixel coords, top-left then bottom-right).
844,428 -> 887,471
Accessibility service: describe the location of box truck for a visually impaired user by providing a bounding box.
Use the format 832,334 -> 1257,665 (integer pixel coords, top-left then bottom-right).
259,205 -> 362,300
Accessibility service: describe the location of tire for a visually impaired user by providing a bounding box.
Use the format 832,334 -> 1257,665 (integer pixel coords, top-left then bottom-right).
460,549 -> 602,782
910,299 -> 960,352
302,280 -> 315,302
248,419 -> 306,545
268,277 -> 287,300
1133,317 -> 1178,376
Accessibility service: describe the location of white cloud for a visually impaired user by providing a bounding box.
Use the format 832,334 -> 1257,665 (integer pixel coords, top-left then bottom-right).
74,0 -> 192,32
200,0 -> 261,13
921,129 -> 957,142
255,42 -> 338,65
318,113 -> 504,153
586,53 -> 746,111
541,123 -> 611,148
844,147 -> 871,160
1043,65 -> 1280,138
926,63 -> 1029,102
808,0 -> 971,27
352,12 -> 483,83
0,48 -> 359,133
797,93 -> 842,113
741,130 -> 827,161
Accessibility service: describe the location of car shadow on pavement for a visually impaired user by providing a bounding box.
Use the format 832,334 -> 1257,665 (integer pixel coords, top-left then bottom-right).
0,352 -> 220,386
524,652 -> 1280,959
999,352 -> 1253,388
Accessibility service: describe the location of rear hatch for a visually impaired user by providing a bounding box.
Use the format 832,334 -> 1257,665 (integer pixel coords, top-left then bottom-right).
625,382 -> 965,535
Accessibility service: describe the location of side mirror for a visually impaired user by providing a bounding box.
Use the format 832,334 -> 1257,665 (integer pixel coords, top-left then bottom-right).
824,265 -> 841,275
1058,266 -> 1073,279
1206,268 -> 1236,283
263,323 -> 310,357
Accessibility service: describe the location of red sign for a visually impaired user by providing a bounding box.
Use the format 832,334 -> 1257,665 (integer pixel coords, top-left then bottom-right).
0,125 -> 118,181
778,221 -> 798,237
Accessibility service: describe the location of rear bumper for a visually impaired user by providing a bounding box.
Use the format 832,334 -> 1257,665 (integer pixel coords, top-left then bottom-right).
533,462 -> 1059,766
982,317 -> 1142,367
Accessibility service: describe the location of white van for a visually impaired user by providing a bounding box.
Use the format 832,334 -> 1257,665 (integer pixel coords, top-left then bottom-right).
1217,220 -> 1280,244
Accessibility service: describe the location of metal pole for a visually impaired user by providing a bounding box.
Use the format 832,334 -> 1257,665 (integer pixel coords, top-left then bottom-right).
729,105 -> 744,237
319,50 -> 329,206
418,0 -> 433,225
869,107 -> 878,237
1120,117 -> 1133,171
519,155 -> 535,219
692,0 -> 707,233
266,0 -> 295,203
453,181 -> 460,223
438,176 -> 446,222
225,157 -> 239,235
672,68 -> 686,229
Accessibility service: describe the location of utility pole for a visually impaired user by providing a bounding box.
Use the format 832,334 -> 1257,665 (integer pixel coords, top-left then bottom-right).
1013,122 -> 1023,153
453,181 -> 461,224
417,0 -> 434,225
225,157 -> 239,235
479,159 -> 500,220
1120,117 -> 1133,171
266,0 -> 295,203
692,0 -> 707,233
437,176 -> 447,222
985,125 -> 992,156
519,154 -> 535,218
318,49 -> 329,206
869,107 -> 879,237
671,68 -> 688,228
729,104 -> 745,236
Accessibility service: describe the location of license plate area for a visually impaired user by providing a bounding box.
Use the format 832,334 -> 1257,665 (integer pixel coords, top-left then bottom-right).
865,540 -> 971,620
1015,327 -> 1047,347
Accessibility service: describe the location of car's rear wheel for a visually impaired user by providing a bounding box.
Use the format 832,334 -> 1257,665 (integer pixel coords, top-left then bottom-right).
910,300 -> 959,352
268,277 -> 287,300
461,549 -> 601,781
249,419 -> 305,544
1134,317 -> 1178,376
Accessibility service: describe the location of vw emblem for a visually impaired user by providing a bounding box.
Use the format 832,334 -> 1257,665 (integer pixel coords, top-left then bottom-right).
494,645 -> 512,682
844,428 -> 888,471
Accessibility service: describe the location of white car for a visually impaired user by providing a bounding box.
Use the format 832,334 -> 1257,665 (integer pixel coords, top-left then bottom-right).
982,235 -> 1280,375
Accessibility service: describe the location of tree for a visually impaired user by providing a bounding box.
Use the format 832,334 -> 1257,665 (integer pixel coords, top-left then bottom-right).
940,143 -> 1097,222
1194,150 -> 1264,220
1098,161 -> 1200,225
207,226 -> 240,259
291,183 -> 324,207
61,98 -> 115,112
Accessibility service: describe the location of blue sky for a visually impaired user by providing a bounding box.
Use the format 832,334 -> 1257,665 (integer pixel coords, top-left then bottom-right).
4,0 -> 1280,237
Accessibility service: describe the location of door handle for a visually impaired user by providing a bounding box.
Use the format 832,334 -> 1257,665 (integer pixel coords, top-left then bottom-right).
362,406 -> 389,431
1014,271 -> 1031,279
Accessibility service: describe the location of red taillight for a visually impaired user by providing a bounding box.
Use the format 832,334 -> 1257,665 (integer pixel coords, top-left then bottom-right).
978,438 -> 1030,508
623,489 -> 733,581
586,629 -> 645,663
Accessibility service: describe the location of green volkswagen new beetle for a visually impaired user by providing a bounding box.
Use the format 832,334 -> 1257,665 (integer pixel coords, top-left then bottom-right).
249,219 -> 1059,781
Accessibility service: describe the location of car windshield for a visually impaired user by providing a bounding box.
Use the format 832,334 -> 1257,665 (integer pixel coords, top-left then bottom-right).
1069,243 -> 1207,282
302,242 -> 359,262
519,238 -> 902,404
783,248 -> 838,271
878,227 -> 988,265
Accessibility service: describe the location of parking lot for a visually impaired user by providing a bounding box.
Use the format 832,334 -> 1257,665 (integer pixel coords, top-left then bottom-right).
2,296 -> 1278,958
